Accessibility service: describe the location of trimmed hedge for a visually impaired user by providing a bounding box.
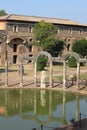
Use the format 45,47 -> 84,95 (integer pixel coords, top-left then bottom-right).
37,56 -> 48,71
68,56 -> 77,67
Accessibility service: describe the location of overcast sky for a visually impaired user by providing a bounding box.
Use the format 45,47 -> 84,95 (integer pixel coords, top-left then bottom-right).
0,0 -> 87,24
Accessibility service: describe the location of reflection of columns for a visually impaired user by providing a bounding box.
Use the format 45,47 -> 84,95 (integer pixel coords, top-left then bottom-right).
77,62 -> 80,90
5,60 -> 8,87
63,61 -> 67,88
49,91 -> 52,117
19,90 -> 23,115
34,61 -> 37,87
49,60 -> 53,87
5,90 -> 8,115
62,92 -> 66,119
40,90 -> 46,107
20,62 -> 23,87
34,90 -> 37,114
76,95 -> 79,121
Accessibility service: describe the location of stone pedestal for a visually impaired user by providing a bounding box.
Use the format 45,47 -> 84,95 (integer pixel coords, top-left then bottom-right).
40,71 -> 46,88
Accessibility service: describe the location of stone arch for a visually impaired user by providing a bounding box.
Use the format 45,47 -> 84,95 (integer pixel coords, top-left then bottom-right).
62,52 -> 80,90
8,37 -> 29,64
9,36 -> 27,43
34,51 -> 53,88
63,52 -> 80,61
35,51 -> 52,61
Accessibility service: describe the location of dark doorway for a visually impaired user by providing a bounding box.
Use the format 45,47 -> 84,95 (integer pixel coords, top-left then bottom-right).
13,44 -> 17,52
13,55 -> 17,64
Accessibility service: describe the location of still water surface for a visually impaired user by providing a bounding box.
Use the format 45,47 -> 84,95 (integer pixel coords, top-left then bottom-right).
0,89 -> 87,130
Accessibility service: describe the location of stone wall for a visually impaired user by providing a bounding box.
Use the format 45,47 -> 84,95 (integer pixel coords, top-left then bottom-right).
0,20 -> 87,65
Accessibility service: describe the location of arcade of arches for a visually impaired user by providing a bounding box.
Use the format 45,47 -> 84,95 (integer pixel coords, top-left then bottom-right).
13,51 -> 87,90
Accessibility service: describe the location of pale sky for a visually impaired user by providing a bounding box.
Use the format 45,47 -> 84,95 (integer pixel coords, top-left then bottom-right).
0,0 -> 87,24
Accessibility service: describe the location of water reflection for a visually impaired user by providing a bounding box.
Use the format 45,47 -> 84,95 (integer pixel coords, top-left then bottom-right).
0,89 -> 86,129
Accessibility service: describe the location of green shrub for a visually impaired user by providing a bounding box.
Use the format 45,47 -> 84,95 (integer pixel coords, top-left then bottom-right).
68,56 -> 77,67
37,56 -> 48,71
72,39 -> 87,57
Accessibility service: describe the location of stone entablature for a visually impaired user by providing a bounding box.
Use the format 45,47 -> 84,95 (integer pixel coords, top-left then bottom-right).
0,14 -> 87,65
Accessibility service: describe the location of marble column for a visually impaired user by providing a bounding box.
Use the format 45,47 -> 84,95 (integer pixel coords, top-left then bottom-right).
77,62 -> 80,90
34,61 -> 37,87
49,60 -> 53,87
63,61 -> 67,89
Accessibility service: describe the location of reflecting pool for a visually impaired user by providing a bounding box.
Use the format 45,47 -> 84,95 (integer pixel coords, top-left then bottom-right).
0,89 -> 87,130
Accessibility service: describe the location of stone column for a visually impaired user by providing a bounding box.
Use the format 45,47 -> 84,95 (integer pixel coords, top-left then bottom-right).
77,62 -> 80,90
63,61 -> 67,89
5,60 -> 8,87
34,61 -> 37,87
49,60 -> 53,87
40,71 -> 46,88
19,62 -> 23,87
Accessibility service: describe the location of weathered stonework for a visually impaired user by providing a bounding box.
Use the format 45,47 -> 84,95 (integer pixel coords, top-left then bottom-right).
0,14 -> 87,65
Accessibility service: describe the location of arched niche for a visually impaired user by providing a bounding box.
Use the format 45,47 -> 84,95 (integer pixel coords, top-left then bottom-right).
9,37 -> 28,64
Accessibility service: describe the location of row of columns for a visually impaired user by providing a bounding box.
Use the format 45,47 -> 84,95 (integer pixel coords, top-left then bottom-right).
4,61 -> 24,87
4,57 -> 80,90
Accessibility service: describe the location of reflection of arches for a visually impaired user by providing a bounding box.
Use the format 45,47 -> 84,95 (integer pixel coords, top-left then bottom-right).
22,113 -> 67,126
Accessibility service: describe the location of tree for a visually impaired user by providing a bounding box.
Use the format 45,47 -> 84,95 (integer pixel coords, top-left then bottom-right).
32,20 -> 64,56
72,39 -> 87,57
33,20 -> 57,43
0,10 -> 7,16
42,37 -> 64,56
